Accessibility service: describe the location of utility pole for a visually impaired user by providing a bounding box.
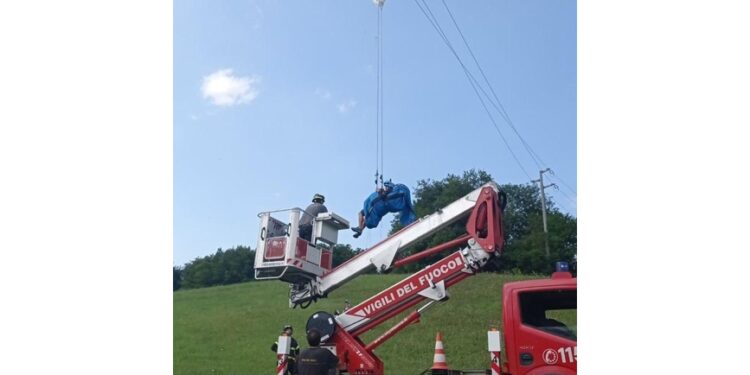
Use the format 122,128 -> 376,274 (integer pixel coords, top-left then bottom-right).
532,169 -> 557,258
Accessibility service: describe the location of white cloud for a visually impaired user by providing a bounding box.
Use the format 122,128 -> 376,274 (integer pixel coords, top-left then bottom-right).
314,88 -> 332,100
338,99 -> 357,113
201,69 -> 260,106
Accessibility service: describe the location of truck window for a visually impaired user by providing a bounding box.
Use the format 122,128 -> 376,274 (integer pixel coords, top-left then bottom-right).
519,289 -> 577,341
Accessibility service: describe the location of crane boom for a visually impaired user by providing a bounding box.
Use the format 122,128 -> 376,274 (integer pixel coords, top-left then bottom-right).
317,182 -> 501,295
253,182 -> 505,308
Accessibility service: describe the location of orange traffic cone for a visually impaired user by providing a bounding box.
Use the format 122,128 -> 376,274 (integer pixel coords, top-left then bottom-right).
431,331 -> 449,371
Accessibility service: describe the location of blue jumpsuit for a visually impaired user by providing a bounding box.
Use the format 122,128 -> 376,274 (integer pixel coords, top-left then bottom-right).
361,182 -> 417,229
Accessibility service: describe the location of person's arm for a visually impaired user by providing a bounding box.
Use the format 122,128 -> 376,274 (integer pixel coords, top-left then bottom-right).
271,342 -> 278,352
328,350 -> 339,368
327,352 -> 339,375
291,338 -> 300,356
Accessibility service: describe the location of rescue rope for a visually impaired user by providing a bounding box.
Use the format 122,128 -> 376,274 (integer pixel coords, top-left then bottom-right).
374,0 -> 385,190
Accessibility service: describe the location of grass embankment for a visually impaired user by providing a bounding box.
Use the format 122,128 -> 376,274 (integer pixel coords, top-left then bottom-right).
174,273 -> 543,374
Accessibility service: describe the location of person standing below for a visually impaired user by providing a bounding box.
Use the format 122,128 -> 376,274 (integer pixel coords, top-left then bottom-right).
299,194 -> 328,242
297,329 -> 339,375
351,181 -> 416,238
271,324 -> 301,374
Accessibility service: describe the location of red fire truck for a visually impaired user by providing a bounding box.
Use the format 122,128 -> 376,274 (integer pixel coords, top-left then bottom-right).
499,265 -> 576,375
254,182 -> 576,374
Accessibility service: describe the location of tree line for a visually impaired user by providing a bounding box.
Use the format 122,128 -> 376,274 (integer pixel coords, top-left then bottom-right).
388,169 -> 576,275
174,169 -> 576,291
173,243 -> 360,291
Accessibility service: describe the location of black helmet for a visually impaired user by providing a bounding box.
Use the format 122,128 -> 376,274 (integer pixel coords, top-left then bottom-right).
312,194 -> 325,203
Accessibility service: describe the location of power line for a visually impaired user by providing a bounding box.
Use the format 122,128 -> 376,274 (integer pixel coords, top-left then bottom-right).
417,1 -> 577,206
548,169 -> 577,196
548,185 -> 577,214
440,0 -> 546,170
413,0 -> 533,180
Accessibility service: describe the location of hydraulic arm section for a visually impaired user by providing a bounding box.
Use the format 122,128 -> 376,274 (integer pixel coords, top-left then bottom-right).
302,184 -> 506,374
288,182 -> 506,308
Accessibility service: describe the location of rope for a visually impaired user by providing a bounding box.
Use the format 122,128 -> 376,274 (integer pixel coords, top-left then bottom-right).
374,1 -> 385,190
379,3 -> 384,188
374,2 -> 381,188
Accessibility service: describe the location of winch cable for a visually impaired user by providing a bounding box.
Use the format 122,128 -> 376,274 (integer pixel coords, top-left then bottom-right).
373,0 -> 385,190
379,0 -> 385,189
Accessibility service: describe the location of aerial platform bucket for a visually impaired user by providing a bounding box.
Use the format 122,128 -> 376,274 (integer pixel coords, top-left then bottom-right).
254,208 -> 348,284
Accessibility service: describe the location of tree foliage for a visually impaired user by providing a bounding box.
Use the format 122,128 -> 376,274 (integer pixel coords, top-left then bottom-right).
389,169 -> 576,274
176,244 -> 361,290
173,266 -> 183,291
332,243 -> 360,268
180,245 -> 256,290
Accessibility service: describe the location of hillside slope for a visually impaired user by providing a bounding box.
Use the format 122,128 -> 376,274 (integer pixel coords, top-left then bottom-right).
174,273 -> 539,374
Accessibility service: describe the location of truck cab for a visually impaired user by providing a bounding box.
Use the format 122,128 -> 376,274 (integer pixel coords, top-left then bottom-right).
502,265 -> 577,375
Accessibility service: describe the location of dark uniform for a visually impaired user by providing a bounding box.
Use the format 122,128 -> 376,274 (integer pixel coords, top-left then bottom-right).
271,336 -> 301,374
297,347 -> 339,375
299,194 -> 328,242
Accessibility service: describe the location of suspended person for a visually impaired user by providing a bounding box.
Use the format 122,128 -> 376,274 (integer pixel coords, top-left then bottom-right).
351,181 -> 416,238
299,194 -> 328,242
271,324 -> 301,374
297,329 -> 339,375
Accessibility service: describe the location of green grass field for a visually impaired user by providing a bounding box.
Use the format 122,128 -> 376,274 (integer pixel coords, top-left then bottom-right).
174,273 -> 551,374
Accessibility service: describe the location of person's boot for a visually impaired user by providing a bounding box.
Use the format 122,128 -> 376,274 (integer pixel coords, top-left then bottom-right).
351,226 -> 362,238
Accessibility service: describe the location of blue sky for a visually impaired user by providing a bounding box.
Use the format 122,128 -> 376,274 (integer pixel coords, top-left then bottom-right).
174,0 -> 576,266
